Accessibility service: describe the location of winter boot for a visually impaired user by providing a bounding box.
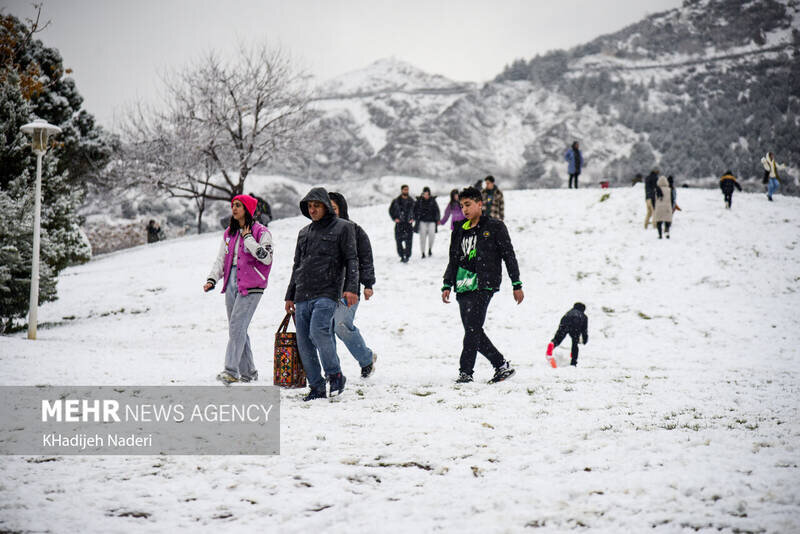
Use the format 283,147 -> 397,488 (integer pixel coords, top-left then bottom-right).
428,249 -> 432,256
455,371 -> 474,383
216,371 -> 239,386
361,353 -> 377,378
328,372 -> 347,397
488,361 -> 516,384
303,386 -> 327,402
570,354 -> 578,367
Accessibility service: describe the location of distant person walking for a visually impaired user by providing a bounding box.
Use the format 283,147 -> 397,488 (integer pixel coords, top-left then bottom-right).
761,152 -> 785,201
328,192 -> 378,379
644,169 -> 659,229
654,175 -> 673,239
719,171 -> 742,209
414,186 -> 440,258
440,189 -> 466,230
204,195 -> 273,385
389,184 -> 415,262
249,192 -> 273,226
564,141 -> 584,189
481,175 -> 505,220
285,187 -> 359,401
546,302 -> 588,367
146,220 -> 164,243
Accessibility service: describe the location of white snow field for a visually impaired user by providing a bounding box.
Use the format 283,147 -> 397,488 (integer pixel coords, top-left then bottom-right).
1,186 -> 799,533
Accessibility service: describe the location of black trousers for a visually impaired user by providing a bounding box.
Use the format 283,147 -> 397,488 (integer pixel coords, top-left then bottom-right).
656,221 -> 671,237
457,290 -> 504,374
394,223 -> 413,259
569,173 -> 580,188
723,191 -> 733,207
552,327 -> 580,366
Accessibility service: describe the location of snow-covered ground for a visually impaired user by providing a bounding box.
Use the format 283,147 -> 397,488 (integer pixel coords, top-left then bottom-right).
1,186 -> 799,532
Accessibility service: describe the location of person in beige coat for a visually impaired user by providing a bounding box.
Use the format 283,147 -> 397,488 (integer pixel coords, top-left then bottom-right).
653,175 -> 673,239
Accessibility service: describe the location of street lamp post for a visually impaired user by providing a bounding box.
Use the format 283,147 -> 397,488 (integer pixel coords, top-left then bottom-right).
20,118 -> 62,340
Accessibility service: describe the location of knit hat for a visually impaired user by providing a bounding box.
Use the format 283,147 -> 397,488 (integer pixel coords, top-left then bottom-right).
232,194 -> 258,217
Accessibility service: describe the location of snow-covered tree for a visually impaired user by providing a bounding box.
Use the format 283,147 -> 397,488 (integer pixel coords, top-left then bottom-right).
121,44 -> 311,232
0,8 -> 100,331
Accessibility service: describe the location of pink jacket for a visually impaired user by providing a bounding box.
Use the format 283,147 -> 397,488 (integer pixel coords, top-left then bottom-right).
207,223 -> 273,295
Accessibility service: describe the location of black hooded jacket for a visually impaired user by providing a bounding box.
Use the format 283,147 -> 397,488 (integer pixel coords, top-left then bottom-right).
328,192 -> 376,295
285,187 -> 359,303
442,215 -> 521,293
645,172 -> 660,201
414,195 -> 441,223
389,195 -> 415,224
559,305 -> 588,344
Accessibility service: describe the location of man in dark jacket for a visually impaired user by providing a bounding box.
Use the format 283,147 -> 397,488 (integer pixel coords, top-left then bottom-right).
442,186 -> 523,384
547,302 -> 588,367
328,192 -> 378,378
285,187 -> 359,401
389,184 -> 415,262
644,169 -> 660,229
719,171 -> 742,209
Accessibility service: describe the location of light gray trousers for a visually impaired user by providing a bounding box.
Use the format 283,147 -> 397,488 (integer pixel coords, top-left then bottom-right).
419,221 -> 436,254
224,266 -> 262,378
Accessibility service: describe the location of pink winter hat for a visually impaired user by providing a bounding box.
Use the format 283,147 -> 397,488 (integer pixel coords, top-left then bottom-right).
232,194 -> 258,217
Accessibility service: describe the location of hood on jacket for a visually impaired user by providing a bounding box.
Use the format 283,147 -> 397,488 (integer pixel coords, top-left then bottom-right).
657,175 -> 669,188
327,191 -> 349,220
300,187 -> 335,220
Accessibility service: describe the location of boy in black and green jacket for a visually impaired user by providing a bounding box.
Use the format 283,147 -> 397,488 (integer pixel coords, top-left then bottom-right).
441,186 -> 524,384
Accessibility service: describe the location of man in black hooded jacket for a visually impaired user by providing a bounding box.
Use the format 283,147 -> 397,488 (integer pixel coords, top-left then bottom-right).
328,192 -> 378,378
285,187 -> 359,401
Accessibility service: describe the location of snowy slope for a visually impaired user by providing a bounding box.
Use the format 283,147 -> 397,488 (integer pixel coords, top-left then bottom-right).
1,187 -> 800,532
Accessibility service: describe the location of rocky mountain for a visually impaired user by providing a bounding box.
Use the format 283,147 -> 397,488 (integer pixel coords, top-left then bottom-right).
269,0 -> 798,192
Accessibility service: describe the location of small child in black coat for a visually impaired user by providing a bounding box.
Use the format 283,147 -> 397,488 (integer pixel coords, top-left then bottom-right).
547,302 -> 588,366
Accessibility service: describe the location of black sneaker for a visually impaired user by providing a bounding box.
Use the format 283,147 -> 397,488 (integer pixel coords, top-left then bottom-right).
239,371 -> 258,383
328,372 -> 347,397
303,386 -> 327,402
488,361 -> 515,384
455,372 -> 473,383
361,353 -> 377,378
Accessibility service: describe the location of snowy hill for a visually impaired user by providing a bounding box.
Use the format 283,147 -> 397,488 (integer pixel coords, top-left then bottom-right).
2,187 -> 799,532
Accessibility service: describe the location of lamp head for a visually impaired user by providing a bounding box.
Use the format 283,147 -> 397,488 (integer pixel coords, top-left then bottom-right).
21,119 -> 62,154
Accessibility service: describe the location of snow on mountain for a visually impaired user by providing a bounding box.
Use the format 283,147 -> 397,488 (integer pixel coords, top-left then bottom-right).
279,0 -> 798,191
2,187 -> 799,532
317,57 -> 473,98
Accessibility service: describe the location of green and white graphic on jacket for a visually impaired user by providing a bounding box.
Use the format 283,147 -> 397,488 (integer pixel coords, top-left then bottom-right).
455,232 -> 478,293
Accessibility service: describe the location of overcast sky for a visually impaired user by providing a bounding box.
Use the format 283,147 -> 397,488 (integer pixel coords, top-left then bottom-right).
5,0 -> 683,130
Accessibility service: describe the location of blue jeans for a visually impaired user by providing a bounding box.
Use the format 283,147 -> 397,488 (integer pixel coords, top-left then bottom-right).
295,297 -> 341,390
334,299 -> 374,368
768,177 -> 780,199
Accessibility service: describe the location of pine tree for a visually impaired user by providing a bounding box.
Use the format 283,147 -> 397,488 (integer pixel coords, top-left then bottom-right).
0,10 -> 102,331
